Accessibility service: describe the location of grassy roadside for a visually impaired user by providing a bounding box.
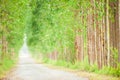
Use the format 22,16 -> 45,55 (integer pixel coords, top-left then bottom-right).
44,64 -> 120,80
33,57 -> 120,80
0,58 -> 16,79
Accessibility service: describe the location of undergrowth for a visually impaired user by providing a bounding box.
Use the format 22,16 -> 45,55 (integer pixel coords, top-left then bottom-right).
42,58 -> 120,77
30,49 -> 120,77
0,58 -> 16,78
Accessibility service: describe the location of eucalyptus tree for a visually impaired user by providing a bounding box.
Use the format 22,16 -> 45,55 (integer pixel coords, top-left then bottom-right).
0,0 -> 29,60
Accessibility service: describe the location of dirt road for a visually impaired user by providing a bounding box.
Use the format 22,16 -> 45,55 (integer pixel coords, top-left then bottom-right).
6,36 -> 88,80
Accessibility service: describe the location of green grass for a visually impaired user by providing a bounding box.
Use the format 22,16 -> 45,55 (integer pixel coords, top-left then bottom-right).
0,58 -> 16,78
41,57 -> 120,77
98,66 -> 120,77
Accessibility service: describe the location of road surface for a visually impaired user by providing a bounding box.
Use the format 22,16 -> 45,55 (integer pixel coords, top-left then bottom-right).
6,36 -> 88,80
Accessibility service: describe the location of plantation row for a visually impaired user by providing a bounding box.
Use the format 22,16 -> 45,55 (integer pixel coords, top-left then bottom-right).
0,0 -> 120,77
0,0 -> 28,76
26,0 -> 120,76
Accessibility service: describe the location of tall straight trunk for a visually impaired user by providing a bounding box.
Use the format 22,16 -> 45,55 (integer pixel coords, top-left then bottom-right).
114,1 -> 119,67
109,1 -> 114,67
94,0 -> 97,64
1,28 -> 6,60
1,31 -> 4,60
87,13 -> 94,65
104,0 -> 108,66
87,0 -> 95,65
101,0 -> 105,67
80,35 -> 84,62
87,15 -> 90,65
106,0 -> 110,67
81,11 -> 84,62
94,25 -> 97,64
75,33 -> 84,62
119,0 -> 120,63
96,21 -> 101,69
102,16 -> 106,66
99,26 -> 102,68
92,0 -> 96,64
100,21 -> 103,68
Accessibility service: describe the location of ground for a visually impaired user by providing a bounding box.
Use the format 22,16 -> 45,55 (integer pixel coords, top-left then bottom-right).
2,42 -> 88,80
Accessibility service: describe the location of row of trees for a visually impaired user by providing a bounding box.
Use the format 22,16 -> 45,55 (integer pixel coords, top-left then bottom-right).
0,0 -> 28,62
26,0 -> 120,76
86,0 -> 120,69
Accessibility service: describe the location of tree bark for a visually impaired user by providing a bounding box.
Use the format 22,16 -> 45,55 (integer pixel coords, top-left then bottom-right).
106,0 -> 110,67
118,0 -> 120,63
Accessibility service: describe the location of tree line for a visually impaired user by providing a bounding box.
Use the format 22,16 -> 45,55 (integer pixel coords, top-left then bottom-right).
0,0 -> 119,77
26,0 -> 120,76
0,0 -> 28,63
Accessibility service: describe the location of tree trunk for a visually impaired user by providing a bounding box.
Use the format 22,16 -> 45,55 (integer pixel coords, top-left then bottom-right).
106,0 -> 110,67
119,0 -> 120,63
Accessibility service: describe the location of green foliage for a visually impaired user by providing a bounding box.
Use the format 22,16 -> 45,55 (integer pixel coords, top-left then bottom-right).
26,0 -> 120,77
0,58 -> 16,78
0,0 -> 29,55
111,48 -> 118,61
98,66 -> 120,77
0,0 -> 29,78
26,0 -> 76,61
